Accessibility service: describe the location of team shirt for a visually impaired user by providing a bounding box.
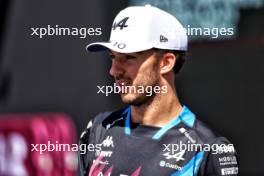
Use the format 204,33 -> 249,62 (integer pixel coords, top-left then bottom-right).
79,106 -> 239,176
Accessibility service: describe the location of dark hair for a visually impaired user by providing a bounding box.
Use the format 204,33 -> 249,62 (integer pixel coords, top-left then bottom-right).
153,48 -> 186,74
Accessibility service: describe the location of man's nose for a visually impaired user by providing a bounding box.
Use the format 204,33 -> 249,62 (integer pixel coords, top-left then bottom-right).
109,59 -> 125,77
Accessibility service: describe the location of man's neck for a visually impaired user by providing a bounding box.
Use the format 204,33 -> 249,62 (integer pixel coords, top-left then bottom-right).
130,88 -> 182,128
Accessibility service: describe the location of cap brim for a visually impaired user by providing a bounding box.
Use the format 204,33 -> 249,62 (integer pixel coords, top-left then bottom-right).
86,42 -> 112,52
86,41 -> 155,54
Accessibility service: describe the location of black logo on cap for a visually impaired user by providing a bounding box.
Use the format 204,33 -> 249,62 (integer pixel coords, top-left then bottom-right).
113,42 -> 126,49
112,17 -> 129,30
160,35 -> 168,42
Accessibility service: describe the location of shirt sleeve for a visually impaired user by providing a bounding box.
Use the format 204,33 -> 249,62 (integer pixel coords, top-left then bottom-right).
198,137 -> 239,176
78,119 -> 94,176
78,111 -> 112,176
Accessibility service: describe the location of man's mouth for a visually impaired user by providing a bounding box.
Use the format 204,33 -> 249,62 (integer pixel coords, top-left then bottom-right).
115,78 -> 131,87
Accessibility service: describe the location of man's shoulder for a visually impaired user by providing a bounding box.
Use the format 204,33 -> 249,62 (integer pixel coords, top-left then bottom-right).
80,107 -> 127,143
86,106 -> 128,130
191,118 -> 232,145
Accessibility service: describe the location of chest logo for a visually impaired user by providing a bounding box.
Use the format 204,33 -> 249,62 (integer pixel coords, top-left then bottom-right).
163,150 -> 185,162
102,136 -> 114,148
95,136 -> 114,159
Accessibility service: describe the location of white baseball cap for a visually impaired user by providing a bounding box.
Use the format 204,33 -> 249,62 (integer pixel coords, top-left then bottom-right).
86,5 -> 187,53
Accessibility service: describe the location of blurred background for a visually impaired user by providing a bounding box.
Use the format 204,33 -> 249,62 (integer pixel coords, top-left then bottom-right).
0,0 -> 263,175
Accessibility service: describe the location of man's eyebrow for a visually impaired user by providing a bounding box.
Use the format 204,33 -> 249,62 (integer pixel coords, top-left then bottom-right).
137,49 -> 156,55
107,51 -> 145,57
136,51 -> 144,55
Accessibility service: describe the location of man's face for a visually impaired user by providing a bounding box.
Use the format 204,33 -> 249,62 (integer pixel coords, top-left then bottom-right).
109,50 -> 160,106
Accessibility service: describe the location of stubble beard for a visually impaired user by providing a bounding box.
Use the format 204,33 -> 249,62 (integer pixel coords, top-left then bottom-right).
120,73 -> 160,107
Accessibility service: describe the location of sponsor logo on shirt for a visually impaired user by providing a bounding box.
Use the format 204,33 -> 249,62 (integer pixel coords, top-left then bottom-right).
163,150 -> 185,162
159,160 -> 182,171
221,167 -> 238,175
178,127 -> 196,144
159,150 -> 184,171
215,145 -> 235,154
218,156 -> 238,166
95,136 -> 114,159
102,136 -> 114,148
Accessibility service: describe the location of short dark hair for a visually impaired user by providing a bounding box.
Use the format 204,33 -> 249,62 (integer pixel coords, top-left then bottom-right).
153,48 -> 186,74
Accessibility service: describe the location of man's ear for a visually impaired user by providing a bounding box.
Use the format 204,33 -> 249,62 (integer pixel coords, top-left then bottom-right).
159,53 -> 176,74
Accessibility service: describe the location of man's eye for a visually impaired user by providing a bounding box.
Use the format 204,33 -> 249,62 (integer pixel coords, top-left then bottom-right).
109,54 -> 115,59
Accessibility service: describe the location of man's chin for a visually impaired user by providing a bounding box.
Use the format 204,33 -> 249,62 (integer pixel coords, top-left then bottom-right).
120,93 -> 149,106
120,93 -> 135,104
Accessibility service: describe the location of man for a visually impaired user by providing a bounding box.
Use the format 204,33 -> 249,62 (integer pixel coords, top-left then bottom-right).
79,5 -> 239,176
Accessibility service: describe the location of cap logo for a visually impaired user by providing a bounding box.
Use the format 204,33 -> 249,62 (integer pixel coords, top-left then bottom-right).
160,35 -> 168,42
113,42 -> 126,49
112,17 -> 129,30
